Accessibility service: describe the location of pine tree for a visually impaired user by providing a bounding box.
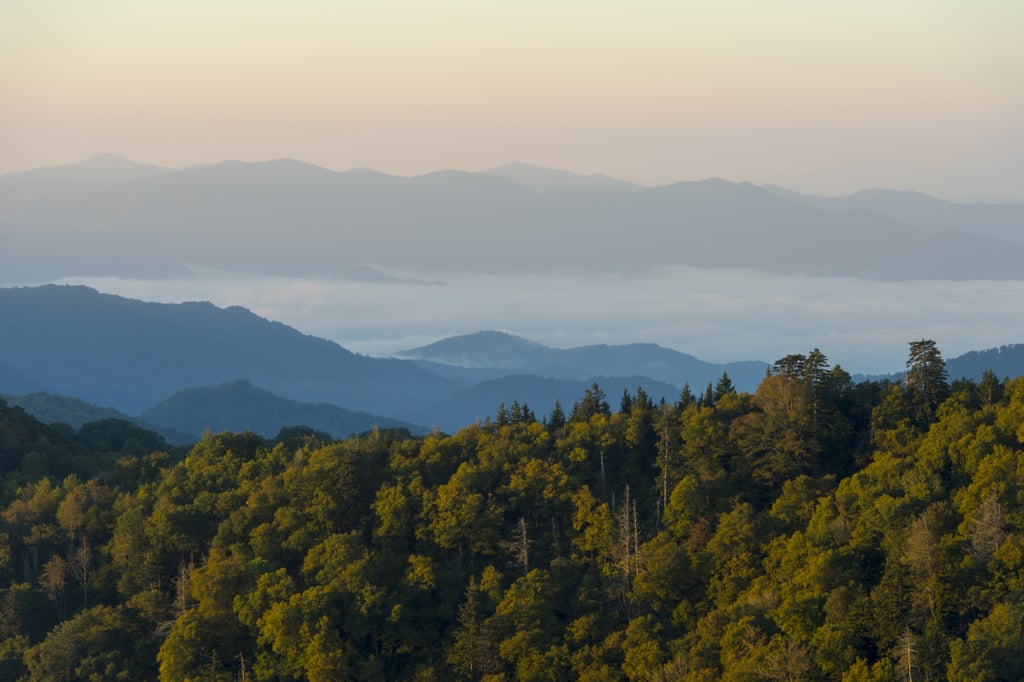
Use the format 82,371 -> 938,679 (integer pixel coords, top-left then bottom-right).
978,369 -> 1003,405
701,382 -> 715,408
571,382 -> 610,422
677,383 -> 695,411
713,372 -> 735,402
620,389 -> 633,414
547,400 -> 566,431
772,353 -> 806,379
905,339 -> 949,425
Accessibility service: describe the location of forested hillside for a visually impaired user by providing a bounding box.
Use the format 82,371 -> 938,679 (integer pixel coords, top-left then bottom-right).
1,343 -> 1023,680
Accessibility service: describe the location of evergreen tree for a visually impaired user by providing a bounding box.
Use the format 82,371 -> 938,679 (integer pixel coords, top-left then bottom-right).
803,348 -> 829,386
496,402 -> 509,428
905,339 -> 949,425
701,382 -> 715,408
571,383 -> 610,422
978,369 -> 1003,405
772,353 -> 806,379
633,386 -> 654,412
677,383 -> 695,411
620,389 -> 633,414
547,400 -> 566,431
713,372 -> 735,403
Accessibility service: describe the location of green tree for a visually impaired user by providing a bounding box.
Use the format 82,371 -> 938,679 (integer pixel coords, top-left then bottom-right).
488,569 -> 566,680
905,339 -> 949,425
713,372 -> 735,403
731,374 -> 819,489
677,383 -> 696,411
705,503 -> 763,607
572,383 -> 611,423
547,400 -> 567,432
948,602 -> 1024,681
24,604 -> 158,681
447,576 -> 500,679
977,369 -> 1003,405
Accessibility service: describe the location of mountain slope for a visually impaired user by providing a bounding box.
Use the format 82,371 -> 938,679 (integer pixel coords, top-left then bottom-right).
2,392 -> 195,444
141,380 -> 425,439
0,153 -> 171,184
0,360 -> 41,395
6,285 -> 1023,436
0,285 -> 454,416
762,184 -> 1024,247
400,331 -> 554,369
947,344 -> 1024,382
399,331 -> 769,392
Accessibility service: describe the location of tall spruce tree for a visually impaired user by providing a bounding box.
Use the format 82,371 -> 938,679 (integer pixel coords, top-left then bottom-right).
905,339 -> 949,425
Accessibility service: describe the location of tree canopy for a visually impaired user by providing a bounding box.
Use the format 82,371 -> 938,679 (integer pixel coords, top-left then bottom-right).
0,341 -> 1022,680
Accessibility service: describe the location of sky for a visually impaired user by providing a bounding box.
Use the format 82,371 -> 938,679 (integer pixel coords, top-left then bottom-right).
3,1 -> 1022,199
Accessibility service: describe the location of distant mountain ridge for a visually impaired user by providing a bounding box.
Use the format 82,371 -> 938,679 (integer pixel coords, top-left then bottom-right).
398,330 -> 769,391
480,162 -> 644,192
0,153 -> 171,184
946,345 -> 1024,382
4,156 -> 1023,282
2,285 -> 1023,435
0,284 -> 453,418
400,331 -> 551,369
762,184 -> 1024,247
141,380 -> 424,439
0,286 -> 771,432
2,392 -> 194,444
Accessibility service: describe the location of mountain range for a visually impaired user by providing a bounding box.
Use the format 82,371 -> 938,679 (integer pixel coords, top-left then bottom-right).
3,155 -> 1023,283
0,284 -> 451,417
1,285 -> 1023,439
0,285 -> 767,432
397,330 -> 768,388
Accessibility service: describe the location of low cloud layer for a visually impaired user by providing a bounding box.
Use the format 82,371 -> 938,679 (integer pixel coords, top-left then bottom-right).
48,267 -> 1024,375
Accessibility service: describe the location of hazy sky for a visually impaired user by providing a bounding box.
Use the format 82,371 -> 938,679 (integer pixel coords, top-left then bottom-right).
3,1 -> 1021,198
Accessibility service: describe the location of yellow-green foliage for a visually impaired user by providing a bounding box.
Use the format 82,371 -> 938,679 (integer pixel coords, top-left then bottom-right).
2,370 -> 1024,680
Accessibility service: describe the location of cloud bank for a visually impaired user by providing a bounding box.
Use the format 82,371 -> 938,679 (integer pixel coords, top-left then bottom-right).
53,267 -> 1024,375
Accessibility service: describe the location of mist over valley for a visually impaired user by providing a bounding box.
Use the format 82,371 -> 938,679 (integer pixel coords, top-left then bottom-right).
4,155 -> 1023,378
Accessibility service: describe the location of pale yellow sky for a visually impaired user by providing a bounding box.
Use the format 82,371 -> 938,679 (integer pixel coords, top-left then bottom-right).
2,0 -> 1021,196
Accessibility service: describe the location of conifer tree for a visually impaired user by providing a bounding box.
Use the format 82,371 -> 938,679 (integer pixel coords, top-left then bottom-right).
677,383 -> 695,411
547,400 -> 566,430
571,382 -> 610,422
905,339 -> 949,425
713,372 -> 735,402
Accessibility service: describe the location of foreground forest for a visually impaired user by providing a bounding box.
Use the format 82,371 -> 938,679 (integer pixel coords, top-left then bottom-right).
1,342 -> 1023,680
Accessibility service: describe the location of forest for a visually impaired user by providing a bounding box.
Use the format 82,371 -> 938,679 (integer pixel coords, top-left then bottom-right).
0,340 -> 1022,680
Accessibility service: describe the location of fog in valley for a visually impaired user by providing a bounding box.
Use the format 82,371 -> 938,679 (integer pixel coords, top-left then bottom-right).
3,154 -> 1022,375
45,266 -> 1024,376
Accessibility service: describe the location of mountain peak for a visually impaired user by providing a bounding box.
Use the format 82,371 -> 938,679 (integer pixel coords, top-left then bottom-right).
397,331 -> 547,368
2,154 -> 171,183
205,158 -> 337,176
479,162 -> 643,193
